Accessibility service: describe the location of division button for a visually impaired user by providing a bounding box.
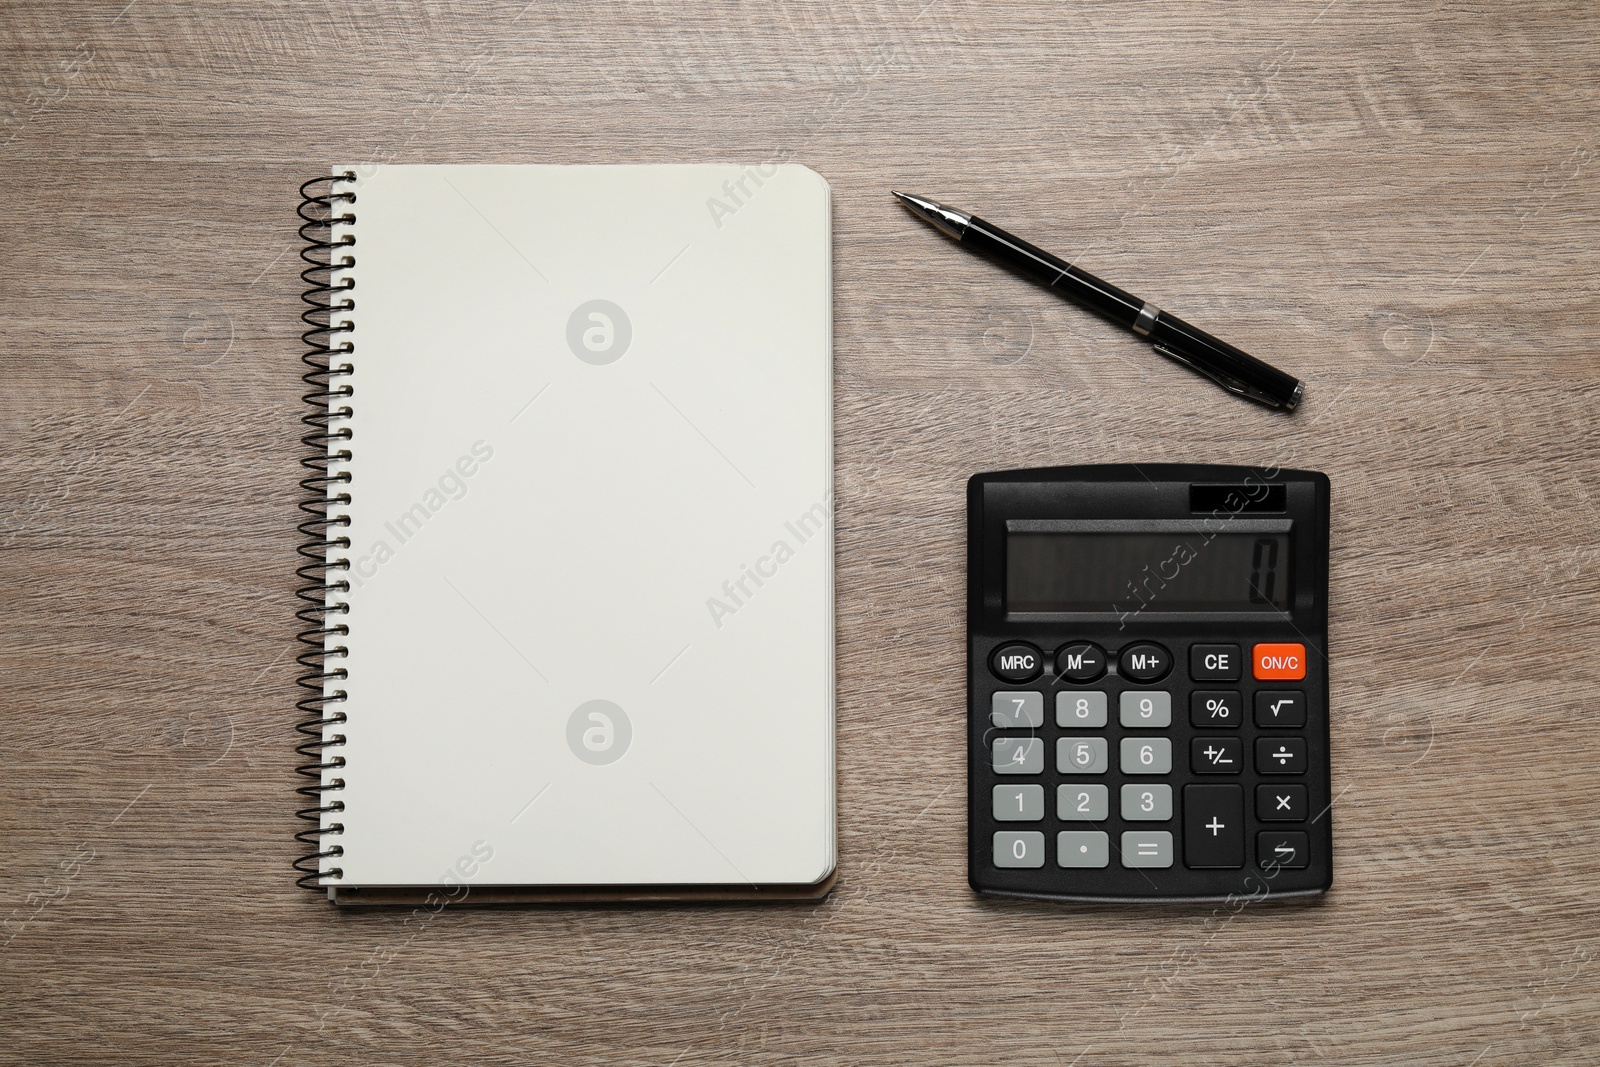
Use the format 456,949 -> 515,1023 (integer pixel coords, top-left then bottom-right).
1055,642 -> 1106,682
1189,643 -> 1242,681
1258,831 -> 1309,869
1190,736 -> 1243,774
1190,690 -> 1242,728
1119,642 -> 1171,682
1183,784 -> 1245,868
1254,691 -> 1306,728
991,642 -> 1043,683
993,784 -> 1044,822
1257,784 -> 1308,821
1256,736 -> 1308,774
1120,831 -> 1173,869
990,691 -> 1044,728
994,831 -> 1046,868
992,737 -> 1044,775
1252,642 -> 1307,680
1058,830 -> 1110,868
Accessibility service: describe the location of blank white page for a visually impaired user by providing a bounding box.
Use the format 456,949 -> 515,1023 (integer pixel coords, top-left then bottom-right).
322,164 -> 833,889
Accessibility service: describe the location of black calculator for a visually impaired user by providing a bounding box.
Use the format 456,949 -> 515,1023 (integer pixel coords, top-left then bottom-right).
966,464 -> 1331,902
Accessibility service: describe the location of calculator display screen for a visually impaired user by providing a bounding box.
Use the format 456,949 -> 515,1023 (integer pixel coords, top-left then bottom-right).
1006,532 -> 1289,613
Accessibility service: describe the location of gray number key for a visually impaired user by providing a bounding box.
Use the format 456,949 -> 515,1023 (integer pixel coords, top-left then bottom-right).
993,737 -> 1043,774
1057,783 -> 1109,821
994,831 -> 1045,868
1121,783 -> 1173,820
1119,691 -> 1172,727
1057,736 -> 1109,774
993,784 -> 1044,821
1056,691 -> 1107,728
1119,736 -> 1172,774
990,691 -> 1044,728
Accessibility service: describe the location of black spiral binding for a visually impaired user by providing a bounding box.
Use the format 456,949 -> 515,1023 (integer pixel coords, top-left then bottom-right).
294,172 -> 357,890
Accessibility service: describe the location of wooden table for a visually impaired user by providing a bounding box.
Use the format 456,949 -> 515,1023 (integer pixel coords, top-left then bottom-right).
4,2 -> 1598,1062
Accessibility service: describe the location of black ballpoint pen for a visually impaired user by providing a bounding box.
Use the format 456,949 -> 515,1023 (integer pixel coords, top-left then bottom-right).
893,192 -> 1304,411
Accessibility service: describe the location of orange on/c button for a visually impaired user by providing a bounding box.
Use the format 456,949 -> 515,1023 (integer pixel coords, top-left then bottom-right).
1253,642 -> 1307,680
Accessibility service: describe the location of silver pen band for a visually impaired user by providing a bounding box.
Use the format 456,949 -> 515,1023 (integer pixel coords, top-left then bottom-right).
1132,301 -> 1160,337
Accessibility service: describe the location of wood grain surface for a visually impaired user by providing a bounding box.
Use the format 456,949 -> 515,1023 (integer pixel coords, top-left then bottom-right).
4,2 -> 1599,1063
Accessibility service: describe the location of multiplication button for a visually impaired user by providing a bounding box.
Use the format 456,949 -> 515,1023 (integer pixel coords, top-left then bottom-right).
1257,784 -> 1307,821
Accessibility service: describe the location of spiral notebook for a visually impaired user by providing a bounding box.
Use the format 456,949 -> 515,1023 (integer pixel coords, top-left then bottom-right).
294,164 -> 836,904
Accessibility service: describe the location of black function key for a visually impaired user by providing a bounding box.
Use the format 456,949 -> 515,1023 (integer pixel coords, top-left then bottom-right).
1258,831 -> 1309,869
1256,736 -> 1308,774
1189,643 -> 1242,681
1254,691 -> 1306,727
1055,642 -> 1106,682
1119,642 -> 1171,682
1257,784 -> 1308,822
1191,736 -> 1243,774
1183,784 -> 1244,869
1190,690 -> 1242,728
990,642 -> 1043,684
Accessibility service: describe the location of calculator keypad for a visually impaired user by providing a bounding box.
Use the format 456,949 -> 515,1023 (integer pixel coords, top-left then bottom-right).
978,636 -> 1325,896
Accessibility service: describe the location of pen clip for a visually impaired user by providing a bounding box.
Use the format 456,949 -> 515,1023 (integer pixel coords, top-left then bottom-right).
1151,342 -> 1287,410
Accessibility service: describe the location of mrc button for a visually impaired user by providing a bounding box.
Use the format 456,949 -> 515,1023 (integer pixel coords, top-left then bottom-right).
990,642 -> 1043,683
1055,643 -> 1106,682
1253,642 -> 1307,680
1119,642 -> 1171,682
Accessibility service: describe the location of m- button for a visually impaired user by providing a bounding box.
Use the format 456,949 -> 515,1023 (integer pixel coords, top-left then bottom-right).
1190,644 -> 1241,681
1252,642 -> 1307,681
